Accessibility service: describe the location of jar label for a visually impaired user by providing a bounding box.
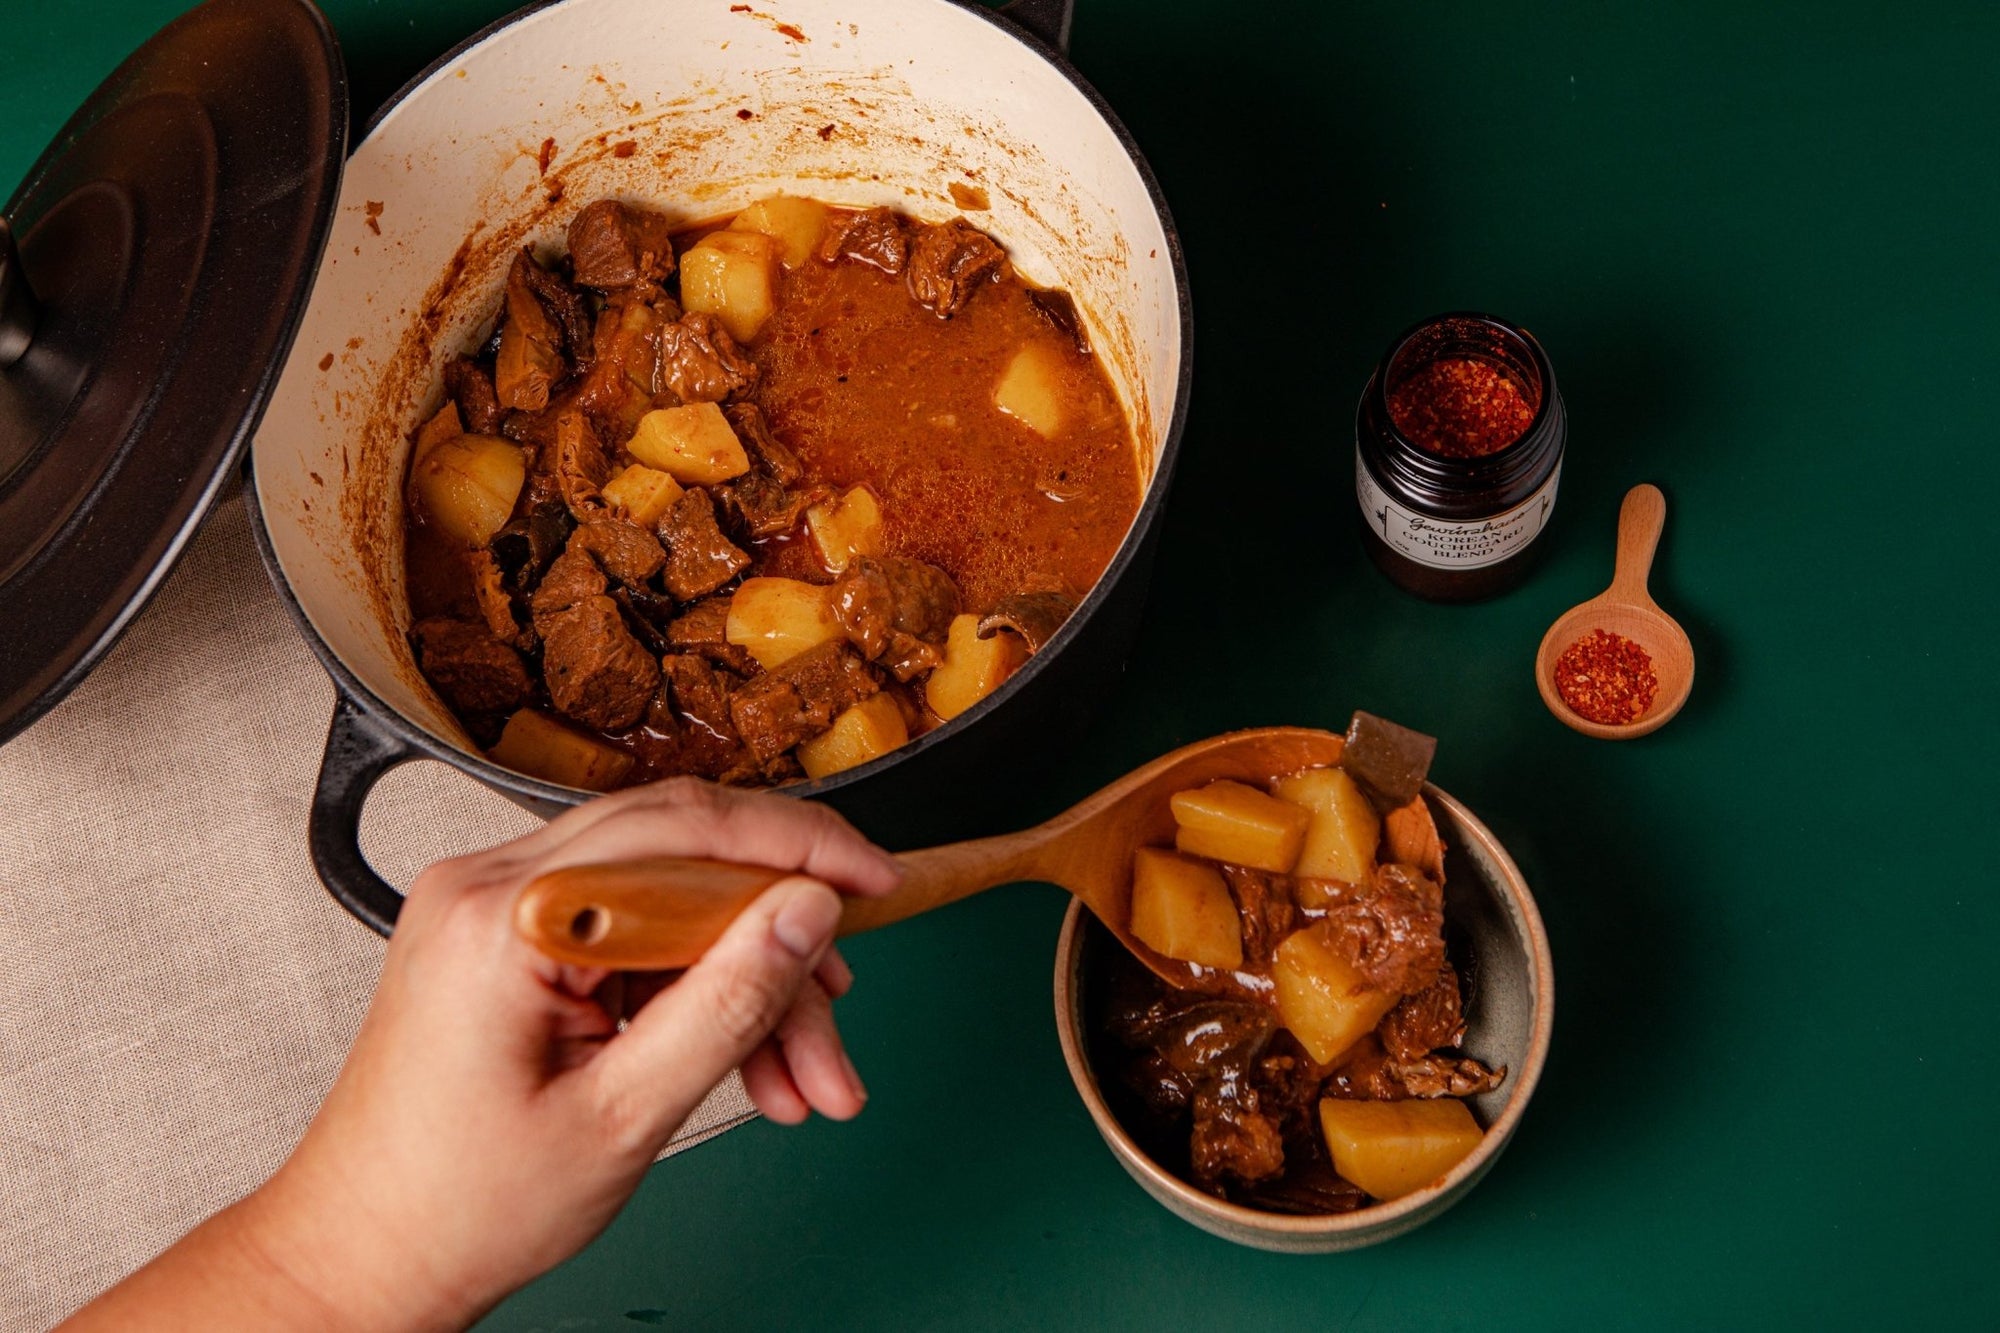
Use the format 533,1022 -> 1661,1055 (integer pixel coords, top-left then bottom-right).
1355,455 -> 1562,570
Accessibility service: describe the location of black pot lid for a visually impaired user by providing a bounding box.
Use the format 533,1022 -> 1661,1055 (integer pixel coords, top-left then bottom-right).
0,0 -> 345,744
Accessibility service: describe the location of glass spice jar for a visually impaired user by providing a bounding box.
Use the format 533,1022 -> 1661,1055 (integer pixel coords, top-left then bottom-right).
1354,311 -> 1566,601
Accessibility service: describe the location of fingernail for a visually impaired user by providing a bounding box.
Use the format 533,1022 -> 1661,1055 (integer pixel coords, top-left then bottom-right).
841,1050 -> 868,1103
771,882 -> 841,959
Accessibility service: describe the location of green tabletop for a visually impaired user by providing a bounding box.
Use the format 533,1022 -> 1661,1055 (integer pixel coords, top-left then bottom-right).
7,1 -> 1995,1326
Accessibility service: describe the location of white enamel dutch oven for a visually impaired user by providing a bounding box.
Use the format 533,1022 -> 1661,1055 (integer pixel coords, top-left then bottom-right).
248,0 -> 1191,932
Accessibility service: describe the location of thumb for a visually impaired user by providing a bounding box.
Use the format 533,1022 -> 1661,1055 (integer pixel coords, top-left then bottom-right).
585,876 -> 841,1152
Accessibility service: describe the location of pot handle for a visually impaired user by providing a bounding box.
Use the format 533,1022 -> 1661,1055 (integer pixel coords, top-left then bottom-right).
308,694 -> 418,937
0,216 -> 38,368
996,0 -> 1074,52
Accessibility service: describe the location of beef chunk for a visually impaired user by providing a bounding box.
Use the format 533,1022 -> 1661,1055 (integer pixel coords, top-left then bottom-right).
1386,1054 -> 1506,1099
657,311 -> 759,405
660,654 -> 753,781
613,583 -> 681,645
609,587 -> 672,656
442,356 -> 503,434
1190,1085 -> 1286,1189
411,617 -> 532,715
571,518 -> 665,586
1322,1036 -> 1401,1100
516,250 -> 594,363
1122,1050 -> 1196,1119
1324,1036 -> 1505,1101
554,410 -> 611,520
1340,711 -> 1438,811
818,207 -> 907,274
530,546 -> 608,621
906,218 -> 1008,317
1249,1031 -> 1334,1137
540,596 -> 660,731
466,548 -> 531,650
566,199 -> 677,290
1379,964 -> 1467,1061
1026,286 -> 1091,354
666,597 -> 760,674
718,473 -> 830,540
727,641 -> 880,763
1221,866 -> 1295,968
724,402 -> 804,485
1106,988 -> 1276,1084
501,401 -> 565,457
571,287 -> 669,426
659,488 -> 752,600
1236,1155 -> 1370,1217
1321,863 -> 1447,997
977,591 -> 1077,654
830,555 -> 961,680
489,494 -> 574,594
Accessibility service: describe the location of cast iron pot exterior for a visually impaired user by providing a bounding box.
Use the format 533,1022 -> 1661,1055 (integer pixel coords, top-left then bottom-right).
1053,787 -> 1554,1251
249,0 -> 1191,934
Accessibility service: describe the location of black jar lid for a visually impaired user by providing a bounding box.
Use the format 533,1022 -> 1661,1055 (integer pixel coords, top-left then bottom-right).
0,0 -> 346,744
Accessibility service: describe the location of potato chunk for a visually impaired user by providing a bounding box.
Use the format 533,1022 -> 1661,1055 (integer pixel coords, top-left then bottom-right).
993,342 -> 1066,438
1272,766 -> 1381,884
1317,1098 -> 1483,1201
1129,847 -> 1243,970
680,230 -> 780,342
409,433 -> 526,547
729,195 -> 830,269
797,693 -> 909,779
600,463 -> 685,527
487,709 -> 634,792
1271,926 -> 1397,1064
626,403 -> 751,485
924,613 -> 1026,721
805,486 -> 885,575
725,577 -> 844,670
1169,780 -> 1309,873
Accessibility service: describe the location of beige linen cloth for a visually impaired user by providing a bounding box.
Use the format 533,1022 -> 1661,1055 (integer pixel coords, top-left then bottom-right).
0,490 -> 753,1331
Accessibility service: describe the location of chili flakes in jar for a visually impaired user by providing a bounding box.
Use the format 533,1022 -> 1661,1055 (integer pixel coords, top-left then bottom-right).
1387,357 -> 1539,459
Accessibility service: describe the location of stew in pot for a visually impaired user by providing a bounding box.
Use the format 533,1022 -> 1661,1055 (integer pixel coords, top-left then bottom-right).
402,195 -> 1142,790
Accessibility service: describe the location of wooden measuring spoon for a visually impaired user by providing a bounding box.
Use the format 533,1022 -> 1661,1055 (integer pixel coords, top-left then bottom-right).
514,726 -> 1345,977
1535,483 -> 1695,739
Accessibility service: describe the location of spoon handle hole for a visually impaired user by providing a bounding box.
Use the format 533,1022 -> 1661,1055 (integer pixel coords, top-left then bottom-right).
570,906 -> 608,945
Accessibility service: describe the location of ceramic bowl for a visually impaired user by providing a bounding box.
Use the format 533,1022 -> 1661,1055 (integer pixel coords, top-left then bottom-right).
1051,784 -> 1553,1252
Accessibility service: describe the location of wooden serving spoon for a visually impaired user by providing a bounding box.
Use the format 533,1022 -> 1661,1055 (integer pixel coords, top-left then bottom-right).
514,726 -> 1345,978
1535,482 -> 1695,739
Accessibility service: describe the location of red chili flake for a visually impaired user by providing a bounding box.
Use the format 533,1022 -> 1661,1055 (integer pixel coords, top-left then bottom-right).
611,140 -> 637,158
1387,357 -> 1537,458
818,124 -> 836,140
737,108 -> 755,121
1554,630 -> 1658,726
537,137 -> 557,175
363,199 -> 384,236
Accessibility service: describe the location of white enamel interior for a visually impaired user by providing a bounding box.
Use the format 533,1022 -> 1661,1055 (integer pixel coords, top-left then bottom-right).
253,0 -> 1181,757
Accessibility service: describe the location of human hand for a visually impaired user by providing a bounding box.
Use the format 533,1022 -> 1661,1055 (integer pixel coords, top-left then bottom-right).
69,780 -> 897,1332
